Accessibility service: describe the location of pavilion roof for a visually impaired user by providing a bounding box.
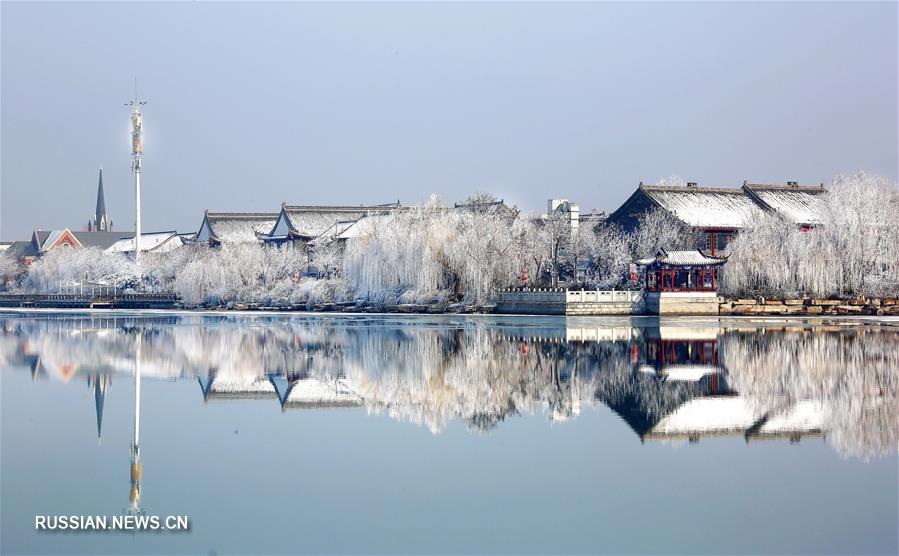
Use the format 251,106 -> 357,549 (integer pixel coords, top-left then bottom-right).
637,249 -> 727,266
659,249 -> 727,265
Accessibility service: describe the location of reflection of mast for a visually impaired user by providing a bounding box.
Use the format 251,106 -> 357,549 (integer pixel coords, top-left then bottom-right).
129,334 -> 143,514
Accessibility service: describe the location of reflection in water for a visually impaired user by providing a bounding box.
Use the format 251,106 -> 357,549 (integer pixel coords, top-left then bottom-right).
130,334 -> 142,515
1,314 -> 896,460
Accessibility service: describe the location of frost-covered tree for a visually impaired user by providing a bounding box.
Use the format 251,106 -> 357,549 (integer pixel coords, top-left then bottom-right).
25,247 -> 140,292
722,172 -> 899,298
445,205 -> 523,301
630,207 -> 695,259
344,196 -> 455,304
343,195 -> 523,304
539,210 -> 572,287
172,242 -> 310,306
583,224 -> 632,289
309,238 -> 342,279
656,174 -> 688,188
0,253 -> 23,290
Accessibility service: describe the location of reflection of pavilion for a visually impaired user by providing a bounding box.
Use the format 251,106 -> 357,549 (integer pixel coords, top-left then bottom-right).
601,325 -> 826,443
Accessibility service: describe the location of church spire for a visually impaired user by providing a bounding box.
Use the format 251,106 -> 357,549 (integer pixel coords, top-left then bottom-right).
92,166 -> 110,231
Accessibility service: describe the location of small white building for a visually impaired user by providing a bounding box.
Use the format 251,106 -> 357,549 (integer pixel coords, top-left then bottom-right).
105,231 -> 185,254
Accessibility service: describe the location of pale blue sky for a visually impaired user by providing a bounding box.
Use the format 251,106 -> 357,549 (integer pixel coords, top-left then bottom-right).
2,1 -> 896,240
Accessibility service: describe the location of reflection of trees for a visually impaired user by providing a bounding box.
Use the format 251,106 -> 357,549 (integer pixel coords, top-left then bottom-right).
721,328 -> 899,460
1,315 -> 896,459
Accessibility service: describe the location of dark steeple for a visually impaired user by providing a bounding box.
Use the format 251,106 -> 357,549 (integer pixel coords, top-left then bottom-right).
91,166 -> 111,231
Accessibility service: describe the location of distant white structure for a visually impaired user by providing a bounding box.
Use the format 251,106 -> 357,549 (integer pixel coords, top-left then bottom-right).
105,231 -> 184,254
546,198 -> 580,232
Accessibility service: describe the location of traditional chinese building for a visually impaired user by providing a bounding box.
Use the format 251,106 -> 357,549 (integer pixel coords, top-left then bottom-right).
605,181 -> 826,255
638,249 -> 727,315
261,202 -> 402,246
194,211 -> 280,246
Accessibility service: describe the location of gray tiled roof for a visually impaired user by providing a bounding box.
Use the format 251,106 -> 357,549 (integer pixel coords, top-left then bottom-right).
72,231 -> 135,250
742,183 -> 826,226
280,203 -> 401,239
640,185 -> 766,229
204,212 -> 279,243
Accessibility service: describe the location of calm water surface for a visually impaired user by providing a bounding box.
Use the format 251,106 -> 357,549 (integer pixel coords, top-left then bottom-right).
1,311 -> 897,555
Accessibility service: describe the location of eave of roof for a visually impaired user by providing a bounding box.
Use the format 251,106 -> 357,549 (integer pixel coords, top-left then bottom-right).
205,212 -> 280,220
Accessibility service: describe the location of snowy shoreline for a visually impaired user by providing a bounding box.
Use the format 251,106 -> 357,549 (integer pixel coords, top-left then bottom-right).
1,306 -> 898,326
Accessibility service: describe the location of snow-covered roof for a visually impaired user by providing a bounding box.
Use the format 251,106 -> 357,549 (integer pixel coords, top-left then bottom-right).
641,185 -> 766,229
283,207 -> 368,238
203,212 -> 279,244
40,230 -> 69,251
31,229 -> 136,252
316,220 -> 357,240
648,249 -> 727,266
743,183 -> 826,226
106,231 -> 182,253
280,203 -> 401,238
335,212 -> 400,240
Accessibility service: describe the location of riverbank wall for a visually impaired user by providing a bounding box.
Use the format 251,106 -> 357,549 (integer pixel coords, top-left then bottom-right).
719,297 -> 899,316
3,292 -> 898,316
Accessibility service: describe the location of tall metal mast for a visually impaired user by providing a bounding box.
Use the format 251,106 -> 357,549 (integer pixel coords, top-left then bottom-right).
126,82 -> 147,265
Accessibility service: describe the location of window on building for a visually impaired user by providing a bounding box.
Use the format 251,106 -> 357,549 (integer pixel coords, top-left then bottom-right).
716,233 -> 731,251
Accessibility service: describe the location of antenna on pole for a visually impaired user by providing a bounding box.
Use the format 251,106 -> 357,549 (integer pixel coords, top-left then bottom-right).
125,80 -> 147,268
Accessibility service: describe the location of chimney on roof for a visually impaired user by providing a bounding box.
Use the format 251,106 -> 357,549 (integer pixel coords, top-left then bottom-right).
686,182 -> 697,187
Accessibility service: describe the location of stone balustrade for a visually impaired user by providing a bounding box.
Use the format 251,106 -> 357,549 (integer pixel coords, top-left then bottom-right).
495,289 -> 643,315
